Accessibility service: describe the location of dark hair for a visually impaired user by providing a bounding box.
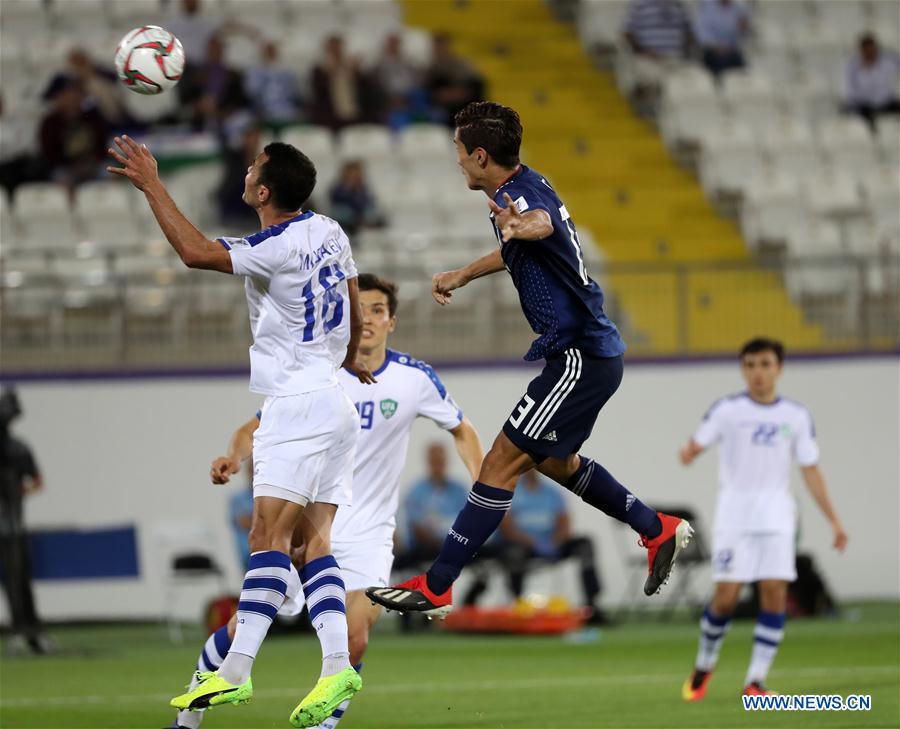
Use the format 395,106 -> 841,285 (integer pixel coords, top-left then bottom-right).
358,273 -> 398,317
259,142 -> 316,212
740,337 -> 785,363
454,101 -> 522,169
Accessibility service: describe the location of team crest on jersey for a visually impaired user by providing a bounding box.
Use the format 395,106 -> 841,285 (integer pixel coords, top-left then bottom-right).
380,399 -> 398,419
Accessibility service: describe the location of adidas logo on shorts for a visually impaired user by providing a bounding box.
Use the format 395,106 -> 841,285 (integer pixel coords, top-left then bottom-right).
542,430 -> 558,441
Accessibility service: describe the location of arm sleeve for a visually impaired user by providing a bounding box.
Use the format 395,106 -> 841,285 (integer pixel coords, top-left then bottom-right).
338,230 -> 358,279
415,366 -> 464,430
693,399 -> 726,448
223,237 -> 288,279
794,409 -> 820,467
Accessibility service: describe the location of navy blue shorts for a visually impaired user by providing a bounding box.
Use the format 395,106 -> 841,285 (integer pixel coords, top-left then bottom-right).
502,349 -> 623,462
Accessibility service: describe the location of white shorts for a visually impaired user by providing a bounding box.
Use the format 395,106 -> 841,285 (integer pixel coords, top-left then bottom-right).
253,386 -> 358,506
712,531 -> 797,583
279,539 -> 395,617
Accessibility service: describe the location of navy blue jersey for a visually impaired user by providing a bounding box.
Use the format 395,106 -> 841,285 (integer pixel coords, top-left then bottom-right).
490,165 -> 626,361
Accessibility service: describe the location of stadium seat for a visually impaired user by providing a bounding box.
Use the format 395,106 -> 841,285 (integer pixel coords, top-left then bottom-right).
761,115 -> 820,182
720,71 -> 779,127
776,73 -> 837,123
13,183 -> 77,247
75,181 -> 143,246
576,0 -> 629,50
698,119 -> 762,198
659,68 -> 722,148
397,124 -> 454,161
804,167 -> 864,220
817,117 -> 879,175
280,126 -> 336,163
399,26 -> 433,66
0,0 -> 50,35
343,0 -> 403,31
108,0 -> 164,28
50,0 -> 111,32
874,118 -> 900,164
740,168 -> 807,249
290,0 -> 343,34
337,125 -> 394,162
122,86 -> 179,123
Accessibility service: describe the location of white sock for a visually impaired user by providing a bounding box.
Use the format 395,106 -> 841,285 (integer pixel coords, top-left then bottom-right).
745,611 -> 785,685
300,555 -> 350,677
218,550 -> 290,684
175,625 -> 232,728
695,605 -> 731,672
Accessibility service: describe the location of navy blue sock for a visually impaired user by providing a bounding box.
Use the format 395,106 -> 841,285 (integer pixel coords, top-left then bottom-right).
426,481 -> 513,595
565,457 -> 661,537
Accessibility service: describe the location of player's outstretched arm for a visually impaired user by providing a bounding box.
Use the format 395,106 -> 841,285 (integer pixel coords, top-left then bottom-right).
107,135 -> 232,273
342,277 -> 376,384
488,192 -> 553,243
210,415 -> 259,484
432,249 -> 505,305
449,417 -> 484,481
800,465 -> 848,551
679,439 -> 705,465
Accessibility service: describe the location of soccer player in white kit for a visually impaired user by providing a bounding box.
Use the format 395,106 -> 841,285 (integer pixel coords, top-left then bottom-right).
107,137 -> 374,727
679,338 -> 848,701
170,273 -> 484,729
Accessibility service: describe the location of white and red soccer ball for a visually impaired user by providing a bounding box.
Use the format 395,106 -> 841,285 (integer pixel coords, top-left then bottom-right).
114,26 -> 184,95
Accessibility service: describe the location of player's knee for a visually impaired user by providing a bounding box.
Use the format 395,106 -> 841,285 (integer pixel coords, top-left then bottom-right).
247,523 -> 271,552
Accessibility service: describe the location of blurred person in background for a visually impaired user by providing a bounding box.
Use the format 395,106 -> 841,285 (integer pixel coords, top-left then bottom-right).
0,387 -> 51,655
679,338 -> 848,701
693,0 -> 750,78
328,160 -> 386,236
0,94 -> 46,199
215,109 -> 259,225
371,33 -> 427,130
245,40 -> 303,127
844,33 -> 900,129
424,33 -> 485,126
624,0 -> 692,96
164,0 -> 221,68
39,77 -> 107,189
228,462 -> 254,572
396,443 -> 469,565
65,48 -> 130,128
178,35 -> 247,131
310,36 -> 369,131
499,470 -> 606,623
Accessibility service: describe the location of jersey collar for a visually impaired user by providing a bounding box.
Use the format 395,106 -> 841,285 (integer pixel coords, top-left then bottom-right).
246,210 -> 314,247
494,165 -> 524,196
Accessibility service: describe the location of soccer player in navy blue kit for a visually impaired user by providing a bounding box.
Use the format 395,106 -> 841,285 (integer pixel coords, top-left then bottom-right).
368,102 -> 693,617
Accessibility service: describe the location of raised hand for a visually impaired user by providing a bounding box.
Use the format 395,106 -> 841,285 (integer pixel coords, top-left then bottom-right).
487,192 -> 524,242
432,269 -> 468,305
107,134 -> 160,191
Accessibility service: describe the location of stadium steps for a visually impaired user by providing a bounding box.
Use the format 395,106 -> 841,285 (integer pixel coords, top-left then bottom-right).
402,0 -> 824,354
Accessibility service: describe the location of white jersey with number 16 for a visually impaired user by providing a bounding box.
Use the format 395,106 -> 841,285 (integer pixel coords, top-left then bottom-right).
218,211 -> 358,396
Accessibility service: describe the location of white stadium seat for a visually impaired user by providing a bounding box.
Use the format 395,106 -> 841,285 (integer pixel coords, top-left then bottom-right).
720,71 -> 779,127
75,181 -> 143,246
804,167 -> 864,219
337,125 -> 394,161
698,119 -> 763,197
577,0 -> 629,49
281,125 -> 337,161
397,124 -> 454,161
13,183 -> 77,248
817,117 -> 879,175
740,168 -> 807,248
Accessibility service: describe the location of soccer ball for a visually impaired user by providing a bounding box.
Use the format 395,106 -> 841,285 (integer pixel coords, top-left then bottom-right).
114,26 -> 184,95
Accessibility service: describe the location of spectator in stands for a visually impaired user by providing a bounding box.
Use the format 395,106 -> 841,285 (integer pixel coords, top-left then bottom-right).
165,0 -> 221,68
39,77 -> 107,189
328,160 -> 386,235
0,94 -> 46,199
65,48 -> 130,127
844,33 -> 900,130
229,464 -> 254,571
694,0 -> 751,77
396,443 -> 469,563
624,0 -> 692,97
424,33 -> 485,125
0,387 -> 52,655
245,41 -> 303,126
625,0 -> 692,60
310,35 -> 369,131
372,33 -> 427,129
215,110 -> 260,224
178,35 -> 247,131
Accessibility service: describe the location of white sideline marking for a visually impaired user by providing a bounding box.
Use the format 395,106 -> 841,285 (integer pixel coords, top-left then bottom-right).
0,665 -> 896,708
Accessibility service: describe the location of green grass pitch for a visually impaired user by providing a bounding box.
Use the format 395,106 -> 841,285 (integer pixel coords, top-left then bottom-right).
1,602 -> 897,729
